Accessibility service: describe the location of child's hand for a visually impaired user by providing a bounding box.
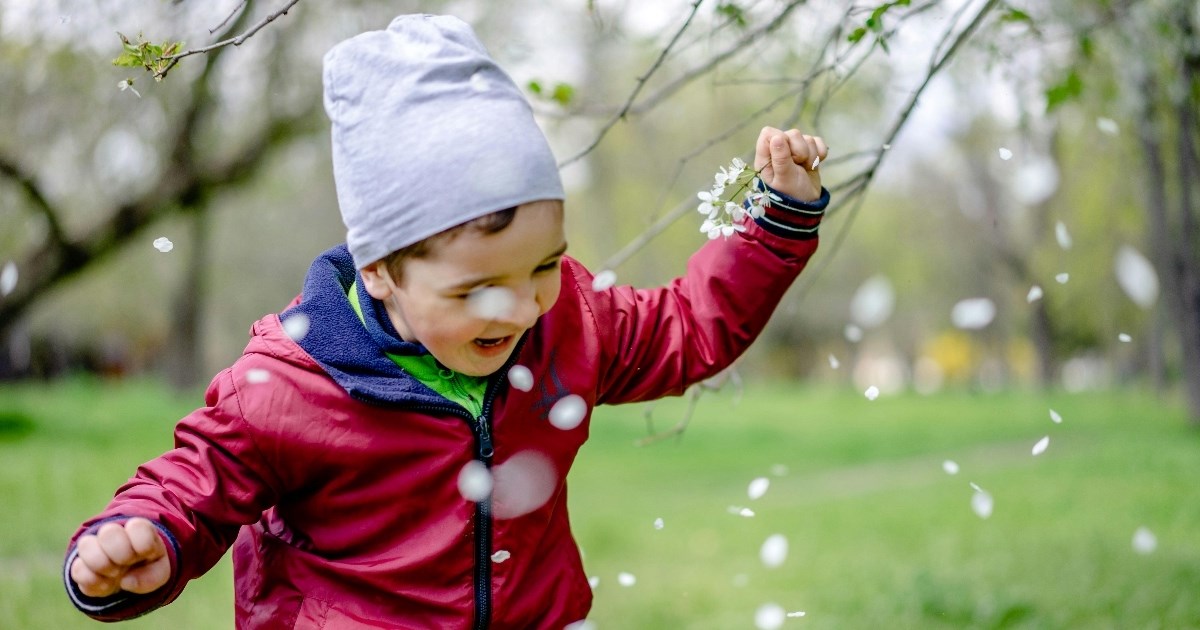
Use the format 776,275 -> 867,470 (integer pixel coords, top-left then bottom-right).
754,126 -> 828,202
70,518 -> 170,598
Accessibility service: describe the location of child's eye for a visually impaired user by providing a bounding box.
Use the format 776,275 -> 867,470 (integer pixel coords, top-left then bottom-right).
535,259 -> 561,273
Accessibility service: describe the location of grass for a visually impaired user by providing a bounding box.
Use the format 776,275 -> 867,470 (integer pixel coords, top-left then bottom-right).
1,378 -> 1197,628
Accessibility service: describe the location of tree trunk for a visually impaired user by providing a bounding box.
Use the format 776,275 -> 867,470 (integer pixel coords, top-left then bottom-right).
165,208 -> 211,391
1172,32 -> 1200,424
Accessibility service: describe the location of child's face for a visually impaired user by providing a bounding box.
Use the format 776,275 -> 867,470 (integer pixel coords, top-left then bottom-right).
361,200 -> 566,377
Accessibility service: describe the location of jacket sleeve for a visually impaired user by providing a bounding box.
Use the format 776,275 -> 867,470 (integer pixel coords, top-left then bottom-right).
586,185 -> 827,405
63,368 -> 283,621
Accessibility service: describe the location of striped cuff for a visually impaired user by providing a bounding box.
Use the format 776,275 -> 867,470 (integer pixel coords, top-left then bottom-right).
64,516 -> 181,621
752,179 -> 829,240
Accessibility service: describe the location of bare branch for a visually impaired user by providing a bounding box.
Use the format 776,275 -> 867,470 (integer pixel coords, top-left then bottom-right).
0,156 -> 69,249
156,0 -> 302,79
210,0 -> 249,34
558,0 -> 704,168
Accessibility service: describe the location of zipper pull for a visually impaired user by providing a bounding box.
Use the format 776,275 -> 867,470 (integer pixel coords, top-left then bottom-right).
476,417 -> 494,460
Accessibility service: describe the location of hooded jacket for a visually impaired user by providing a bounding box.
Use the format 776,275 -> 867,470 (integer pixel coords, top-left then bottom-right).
64,205 -> 822,628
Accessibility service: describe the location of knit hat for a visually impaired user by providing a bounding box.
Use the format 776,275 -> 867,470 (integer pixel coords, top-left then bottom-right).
323,14 -> 565,269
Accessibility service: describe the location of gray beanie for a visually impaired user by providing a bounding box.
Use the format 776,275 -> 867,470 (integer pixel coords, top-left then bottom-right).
323,14 -> 565,269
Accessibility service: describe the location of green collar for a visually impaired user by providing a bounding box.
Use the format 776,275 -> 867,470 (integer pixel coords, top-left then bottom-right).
348,280 -> 486,418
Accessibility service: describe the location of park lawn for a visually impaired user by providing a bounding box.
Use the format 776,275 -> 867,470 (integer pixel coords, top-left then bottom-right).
0,378 -> 1197,629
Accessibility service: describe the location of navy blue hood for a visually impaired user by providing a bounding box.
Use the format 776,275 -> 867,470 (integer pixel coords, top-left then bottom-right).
280,244 -> 449,407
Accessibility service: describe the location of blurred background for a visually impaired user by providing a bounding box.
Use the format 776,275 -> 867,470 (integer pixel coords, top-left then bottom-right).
1,0 -> 1198,628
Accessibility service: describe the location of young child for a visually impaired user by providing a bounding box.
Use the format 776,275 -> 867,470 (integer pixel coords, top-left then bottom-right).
64,14 -> 830,629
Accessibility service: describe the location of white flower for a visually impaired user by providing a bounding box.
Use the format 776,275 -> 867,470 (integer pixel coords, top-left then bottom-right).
730,156 -> 746,172
697,190 -> 718,215
118,79 -> 141,98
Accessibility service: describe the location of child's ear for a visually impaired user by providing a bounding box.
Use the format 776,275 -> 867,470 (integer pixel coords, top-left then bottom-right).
359,261 -> 396,300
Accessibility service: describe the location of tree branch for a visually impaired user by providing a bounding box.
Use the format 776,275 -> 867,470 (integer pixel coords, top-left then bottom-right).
156,0 -> 302,79
0,155 -> 70,250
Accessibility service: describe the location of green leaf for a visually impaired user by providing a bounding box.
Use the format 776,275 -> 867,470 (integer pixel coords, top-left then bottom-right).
1045,69 -> 1083,112
1001,8 -> 1033,23
113,52 -> 142,67
716,3 -> 747,27
848,27 -> 867,43
527,80 -> 543,95
551,83 -> 575,106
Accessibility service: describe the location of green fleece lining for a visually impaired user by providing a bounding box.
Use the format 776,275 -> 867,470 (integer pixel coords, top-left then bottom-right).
348,280 -> 486,418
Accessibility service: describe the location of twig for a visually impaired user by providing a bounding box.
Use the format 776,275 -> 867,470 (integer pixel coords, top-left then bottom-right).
155,0 -> 301,79
558,0 -> 704,168
210,0 -> 249,34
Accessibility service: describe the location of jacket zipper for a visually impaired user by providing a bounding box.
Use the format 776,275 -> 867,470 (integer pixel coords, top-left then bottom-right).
408,337 -> 524,630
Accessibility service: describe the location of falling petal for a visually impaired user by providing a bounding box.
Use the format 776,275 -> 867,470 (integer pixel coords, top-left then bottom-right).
849,275 -> 895,328
457,460 -> 494,502
943,460 -> 959,475
811,155 -> 821,169
1096,117 -> 1120,136
245,369 -> 271,384
490,549 -> 511,563
998,147 -> 1013,160
653,517 -> 664,530
828,354 -> 840,369
755,603 -> 786,630
1050,409 -> 1063,424
1026,285 -> 1043,303
507,365 -> 534,392
617,572 -> 637,587
1114,245 -> 1160,308
1032,436 -> 1050,456
759,534 -> 789,568
467,286 -> 517,319
844,324 -> 864,343
787,611 -> 807,618
1118,333 -> 1132,343
864,385 -> 880,401
549,394 -> 588,430
0,261 -> 17,296
969,482 -> 984,493
491,450 -> 557,519
747,477 -> 770,500
591,270 -> 617,291
971,490 -> 993,519
1132,527 -> 1157,554
882,143 -> 892,150
727,505 -> 757,517
588,576 -> 600,589
951,298 -> 996,330
1055,273 -> 1070,284
153,237 -> 174,253
1055,221 -> 1073,250
282,313 -> 311,341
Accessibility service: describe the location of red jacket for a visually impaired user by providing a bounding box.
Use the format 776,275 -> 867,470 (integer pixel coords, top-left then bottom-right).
66,211 -> 820,628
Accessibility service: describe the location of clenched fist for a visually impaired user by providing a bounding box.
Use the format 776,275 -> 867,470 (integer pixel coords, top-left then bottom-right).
754,126 -> 828,203
70,518 -> 171,598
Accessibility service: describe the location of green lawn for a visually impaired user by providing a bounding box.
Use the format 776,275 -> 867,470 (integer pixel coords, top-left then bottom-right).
1,379 -> 1197,629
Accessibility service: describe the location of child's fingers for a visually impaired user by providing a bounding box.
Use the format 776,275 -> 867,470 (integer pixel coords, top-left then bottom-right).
769,133 -> 800,178
125,518 -> 166,562
71,557 -> 121,598
75,534 -> 124,578
120,555 -> 172,594
754,126 -> 779,171
812,135 -> 829,163
97,522 -> 138,567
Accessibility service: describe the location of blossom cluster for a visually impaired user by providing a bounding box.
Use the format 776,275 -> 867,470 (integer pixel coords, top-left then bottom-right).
697,157 -> 768,239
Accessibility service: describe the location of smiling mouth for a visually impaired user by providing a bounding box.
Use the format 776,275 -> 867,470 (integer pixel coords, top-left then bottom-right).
473,336 -> 510,348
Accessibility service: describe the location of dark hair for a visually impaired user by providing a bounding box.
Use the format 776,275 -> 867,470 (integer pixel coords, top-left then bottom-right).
381,206 -> 518,283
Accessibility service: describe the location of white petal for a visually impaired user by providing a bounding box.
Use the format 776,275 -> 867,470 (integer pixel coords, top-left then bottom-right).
951,298 -> 996,330
828,354 -> 840,369
844,323 -> 864,343
653,517 -> 664,530
998,147 -> 1013,160
700,219 -> 715,233
707,227 -> 722,240
698,191 -> 714,202
755,603 -> 786,630
1055,221 -> 1073,250
152,237 -> 174,253
1114,245 -> 1159,308
1049,409 -> 1062,424
969,482 -> 983,493
507,365 -> 534,392
467,286 -> 517,319
1096,117 -> 1120,136
1132,526 -> 1157,554
588,576 -> 600,589
787,611 -> 807,618
811,155 -> 821,169
943,460 -> 959,475
882,143 -> 892,150
0,261 -> 17,296
245,369 -> 271,384
457,460 -> 494,502
721,224 -> 735,238
491,451 -> 557,519
591,270 -> 617,291
490,549 -> 511,563
731,157 -> 746,170
1032,435 -> 1050,456
549,394 -> 588,430
759,534 -> 788,568
282,313 -> 311,341
1118,333 -> 1132,343
864,385 -> 880,401
971,490 -> 993,519
1026,285 -> 1043,303
1055,273 -> 1070,284
617,572 -> 637,587
747,477 -> 770,500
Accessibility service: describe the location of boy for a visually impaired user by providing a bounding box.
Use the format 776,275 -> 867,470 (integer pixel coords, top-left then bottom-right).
64,14 -> 829,629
